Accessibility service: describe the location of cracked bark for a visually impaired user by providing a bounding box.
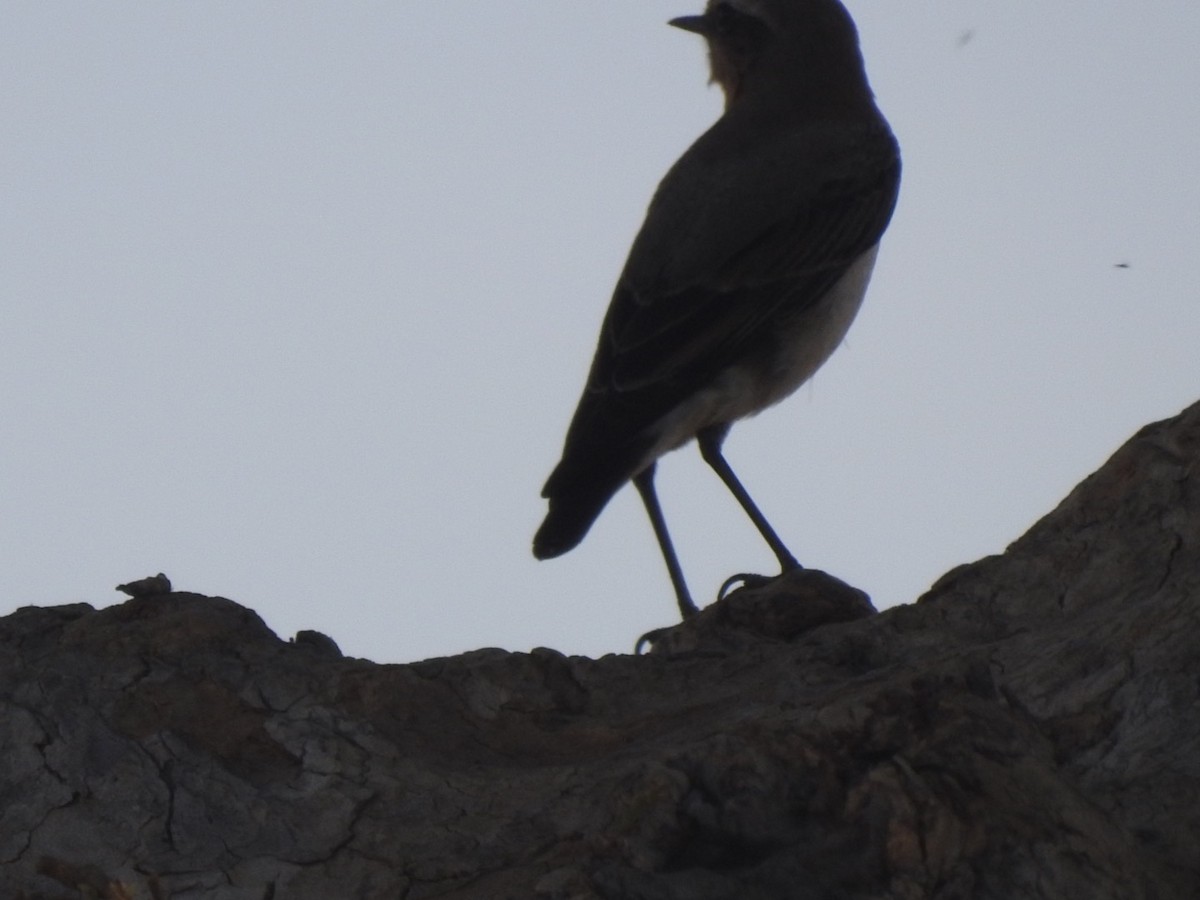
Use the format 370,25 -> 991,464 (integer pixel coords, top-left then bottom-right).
4,399 -> 1200,899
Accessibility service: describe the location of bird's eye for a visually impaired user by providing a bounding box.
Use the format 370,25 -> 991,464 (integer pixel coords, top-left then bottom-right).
710,3 -> 741,35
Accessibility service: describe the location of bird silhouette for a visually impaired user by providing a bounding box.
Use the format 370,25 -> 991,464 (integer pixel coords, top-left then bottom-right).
534,0 -> 901,618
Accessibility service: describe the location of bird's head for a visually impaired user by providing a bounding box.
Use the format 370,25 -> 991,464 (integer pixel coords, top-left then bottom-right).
669,0 -> 872,115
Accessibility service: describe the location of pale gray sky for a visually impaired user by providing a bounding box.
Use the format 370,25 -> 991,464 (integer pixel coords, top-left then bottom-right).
3,2 -> 1198,662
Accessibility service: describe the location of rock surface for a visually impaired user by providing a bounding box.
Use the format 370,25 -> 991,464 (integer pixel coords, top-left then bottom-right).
3,399 -> 1200,899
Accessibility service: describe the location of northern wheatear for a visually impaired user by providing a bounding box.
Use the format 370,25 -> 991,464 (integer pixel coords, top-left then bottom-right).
534,0 -> 900,618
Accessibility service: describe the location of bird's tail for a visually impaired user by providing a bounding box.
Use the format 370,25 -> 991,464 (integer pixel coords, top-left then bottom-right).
533,468 -> 629,560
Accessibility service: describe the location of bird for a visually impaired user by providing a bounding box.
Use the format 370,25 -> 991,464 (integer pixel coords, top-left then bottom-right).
533,0 -> 901,619
115,572 -> 172,598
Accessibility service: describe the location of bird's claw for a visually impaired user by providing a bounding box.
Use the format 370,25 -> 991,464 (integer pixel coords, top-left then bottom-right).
635,625 -> 673,655
717,572 -> 774,600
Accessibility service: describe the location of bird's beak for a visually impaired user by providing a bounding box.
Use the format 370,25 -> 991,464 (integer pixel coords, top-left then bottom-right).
668,14 -> 710,36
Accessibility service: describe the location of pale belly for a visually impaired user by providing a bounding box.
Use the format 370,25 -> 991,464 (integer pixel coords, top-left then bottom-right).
640,243 -> 880,467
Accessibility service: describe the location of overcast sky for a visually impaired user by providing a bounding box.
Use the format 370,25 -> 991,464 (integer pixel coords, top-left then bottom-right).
3,2 -> 1198,663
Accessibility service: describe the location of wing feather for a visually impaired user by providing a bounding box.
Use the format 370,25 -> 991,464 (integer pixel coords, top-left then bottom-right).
598,119 -> 900,393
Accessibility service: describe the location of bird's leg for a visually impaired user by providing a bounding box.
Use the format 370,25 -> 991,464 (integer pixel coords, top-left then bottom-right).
633,463 -> 698,619
698,424 -> 801,573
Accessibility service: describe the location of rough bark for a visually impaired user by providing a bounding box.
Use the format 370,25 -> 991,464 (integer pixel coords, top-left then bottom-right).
3,399 -> 1199,899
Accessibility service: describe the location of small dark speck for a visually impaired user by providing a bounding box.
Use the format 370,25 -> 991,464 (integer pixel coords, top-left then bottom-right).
1114,262 -> 1131,269
957,29 -> 975,48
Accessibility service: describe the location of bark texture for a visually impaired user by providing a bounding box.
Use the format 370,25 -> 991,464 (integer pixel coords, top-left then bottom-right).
4,399 -> 1200,899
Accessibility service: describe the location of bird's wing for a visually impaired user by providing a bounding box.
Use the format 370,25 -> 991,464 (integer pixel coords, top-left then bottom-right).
593,119 -> 900,393
537,119 -> 900,529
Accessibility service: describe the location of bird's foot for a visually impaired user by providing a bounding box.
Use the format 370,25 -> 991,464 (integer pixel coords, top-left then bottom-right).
638,568 -> 874,655
634,592 -> 699,653
718,557 -> 805,600
717,572 -> 773,600
635,625 -> 673,655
